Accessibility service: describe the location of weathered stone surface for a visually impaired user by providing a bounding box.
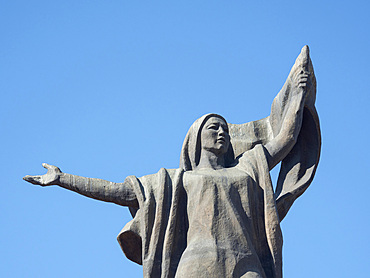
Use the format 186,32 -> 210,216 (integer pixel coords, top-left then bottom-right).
24,46 -> 320,278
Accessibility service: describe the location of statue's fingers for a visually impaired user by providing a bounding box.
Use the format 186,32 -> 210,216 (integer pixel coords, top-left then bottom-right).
23,175 -> 43,185
42,163 -> 61,173
299,77 -> 308,83
42,163 -> 54,170
293,67 -> 308,81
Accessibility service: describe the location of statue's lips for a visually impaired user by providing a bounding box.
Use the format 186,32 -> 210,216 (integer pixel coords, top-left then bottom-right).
217,137 -> 226,143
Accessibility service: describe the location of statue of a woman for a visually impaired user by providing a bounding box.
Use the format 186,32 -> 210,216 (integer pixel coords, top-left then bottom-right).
24,46 -> 320,278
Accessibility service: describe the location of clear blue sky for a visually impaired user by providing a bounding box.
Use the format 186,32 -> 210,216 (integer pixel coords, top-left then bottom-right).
1,1 -> 369,277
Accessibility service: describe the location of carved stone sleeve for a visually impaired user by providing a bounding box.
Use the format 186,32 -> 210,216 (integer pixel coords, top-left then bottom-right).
59,173 -> 139,208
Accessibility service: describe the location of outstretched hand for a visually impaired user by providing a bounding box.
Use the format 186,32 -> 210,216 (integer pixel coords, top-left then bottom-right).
23,163 -> 62,186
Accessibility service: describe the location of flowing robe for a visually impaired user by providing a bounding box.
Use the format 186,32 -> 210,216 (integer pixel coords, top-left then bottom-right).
118,145 -> 281,278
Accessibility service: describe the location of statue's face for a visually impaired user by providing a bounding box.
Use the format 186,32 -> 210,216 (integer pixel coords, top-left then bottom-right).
201,116 -> 230,156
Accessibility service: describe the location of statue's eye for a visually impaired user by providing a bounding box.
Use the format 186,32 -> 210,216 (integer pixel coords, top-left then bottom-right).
208,124 -> 218,130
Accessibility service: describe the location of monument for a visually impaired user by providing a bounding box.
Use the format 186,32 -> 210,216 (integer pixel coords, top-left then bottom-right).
24,46 -> 320,278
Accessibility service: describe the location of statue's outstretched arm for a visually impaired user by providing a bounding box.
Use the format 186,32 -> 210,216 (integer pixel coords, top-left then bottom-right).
264,70 -> 309,170
23,163 -> 138,208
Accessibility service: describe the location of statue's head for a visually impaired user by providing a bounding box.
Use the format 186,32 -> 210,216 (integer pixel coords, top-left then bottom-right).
200,116 -> 230,157
180,114 -> 234,171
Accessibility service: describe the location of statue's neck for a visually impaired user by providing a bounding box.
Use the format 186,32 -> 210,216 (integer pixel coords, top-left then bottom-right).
197,150 -> 225,170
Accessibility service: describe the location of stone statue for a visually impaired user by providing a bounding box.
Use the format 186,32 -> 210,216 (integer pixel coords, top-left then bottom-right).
24,46 -> 320,278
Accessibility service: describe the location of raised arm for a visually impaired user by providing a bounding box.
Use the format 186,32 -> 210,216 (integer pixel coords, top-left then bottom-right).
228,46 -> 319,221
23,163 -> 138,208
264,69 -> 309,170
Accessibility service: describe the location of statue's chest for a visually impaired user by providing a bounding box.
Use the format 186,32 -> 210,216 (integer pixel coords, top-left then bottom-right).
183,168 -> 257,223
183,167 -> 253,198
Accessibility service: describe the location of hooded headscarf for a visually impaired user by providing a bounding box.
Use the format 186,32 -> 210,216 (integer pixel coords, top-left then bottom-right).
179,113 -> 235,171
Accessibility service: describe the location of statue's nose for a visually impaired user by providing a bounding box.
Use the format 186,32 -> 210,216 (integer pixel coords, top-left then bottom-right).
219,126 -> 228,134
218,129 -> 227,138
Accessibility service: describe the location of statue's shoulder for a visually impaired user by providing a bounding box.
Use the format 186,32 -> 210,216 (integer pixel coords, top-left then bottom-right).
137,168 -> 182,184
235,144 -> 267,175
